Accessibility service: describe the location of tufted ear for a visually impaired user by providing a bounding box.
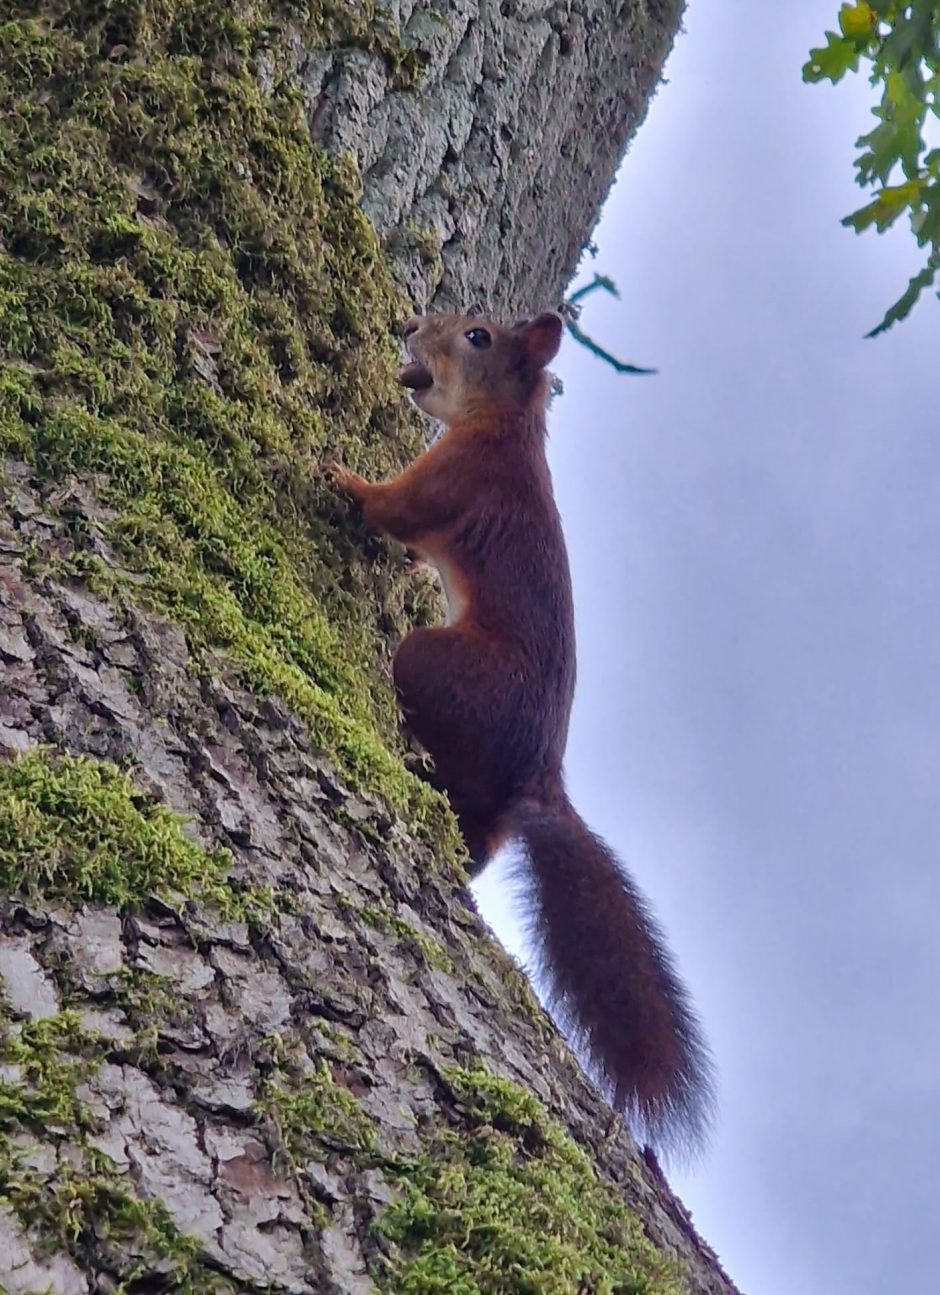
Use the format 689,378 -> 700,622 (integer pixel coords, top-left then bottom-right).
517,312 -> 563,369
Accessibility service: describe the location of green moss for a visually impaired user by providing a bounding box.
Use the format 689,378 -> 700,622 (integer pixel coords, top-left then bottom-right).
0,1012 -> 103,1132
0,747 -> 264,914
376,1065 -> 685,1295
311,0 -> 429,85
387,224 -> 445,291
0,1009 -> 227,1289
112,965 -> 198,1036
259,1055 -> 377,1164
494,958 -> 568,1052
2,1152 -> 230,1294
352,900 -> 454,972
0,0 -> 458,856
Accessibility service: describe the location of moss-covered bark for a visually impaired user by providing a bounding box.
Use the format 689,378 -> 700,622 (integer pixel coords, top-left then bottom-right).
0,0 -> 451,840
0,2 -> 740,1292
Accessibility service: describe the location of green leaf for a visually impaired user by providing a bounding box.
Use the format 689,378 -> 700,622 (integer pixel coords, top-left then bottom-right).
843,179 -> 922,233
806,3 -> 940,332
855,74 -> 925,185
881,7 -> 935,75
914,181 -> 940,244
803,31 -> 861,83
866,260 -> 937,337
838,2 -> 877,41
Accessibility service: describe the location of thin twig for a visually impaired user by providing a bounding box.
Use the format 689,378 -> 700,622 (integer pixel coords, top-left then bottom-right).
563,274 -> 657,375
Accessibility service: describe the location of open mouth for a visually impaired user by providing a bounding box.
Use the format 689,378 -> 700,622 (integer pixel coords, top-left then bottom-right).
397,359 -> 434,391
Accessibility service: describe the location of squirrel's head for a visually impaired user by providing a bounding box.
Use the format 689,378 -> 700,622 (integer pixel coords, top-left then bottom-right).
397,311 -> 563,424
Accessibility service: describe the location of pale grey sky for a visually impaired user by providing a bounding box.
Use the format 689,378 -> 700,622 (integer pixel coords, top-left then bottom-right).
475,3 -> 938,1292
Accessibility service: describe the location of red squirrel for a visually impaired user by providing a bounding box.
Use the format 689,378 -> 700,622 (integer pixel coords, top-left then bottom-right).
328,311 -> 714,1155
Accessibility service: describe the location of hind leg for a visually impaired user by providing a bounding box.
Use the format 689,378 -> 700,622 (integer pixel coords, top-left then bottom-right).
400,735 -> 505,875
393,626 -> 525,868
393,624 -> 520,799
462,815 -> 512,876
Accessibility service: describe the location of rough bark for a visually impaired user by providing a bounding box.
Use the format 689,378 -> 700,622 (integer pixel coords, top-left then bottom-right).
304,0 -> 679,317
0,1 -> 741,1292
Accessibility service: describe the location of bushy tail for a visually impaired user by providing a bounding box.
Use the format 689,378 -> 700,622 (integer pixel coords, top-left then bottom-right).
508,795 -> 715,1158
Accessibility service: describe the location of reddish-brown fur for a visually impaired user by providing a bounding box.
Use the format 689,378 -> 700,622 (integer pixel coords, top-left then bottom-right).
328,311 -> 714,1155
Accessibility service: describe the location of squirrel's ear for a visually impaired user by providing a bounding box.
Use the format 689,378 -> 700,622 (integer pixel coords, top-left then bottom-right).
518,312 -> 563,369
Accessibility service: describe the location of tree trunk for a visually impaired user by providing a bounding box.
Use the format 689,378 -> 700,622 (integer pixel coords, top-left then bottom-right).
0,1 -> 739,1292
305,0 -> 681,318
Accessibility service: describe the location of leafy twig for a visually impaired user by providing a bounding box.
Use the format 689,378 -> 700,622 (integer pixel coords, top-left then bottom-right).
803,2 -> 940,335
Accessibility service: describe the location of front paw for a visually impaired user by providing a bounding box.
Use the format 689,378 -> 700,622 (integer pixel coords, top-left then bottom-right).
325,461 -> 367,499
405,547 -> 431,573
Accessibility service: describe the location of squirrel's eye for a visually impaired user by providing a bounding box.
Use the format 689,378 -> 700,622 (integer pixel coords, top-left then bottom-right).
465,327 -> 492,350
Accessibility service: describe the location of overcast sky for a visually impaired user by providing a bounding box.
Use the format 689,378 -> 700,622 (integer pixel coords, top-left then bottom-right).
474,3 -> 938,1292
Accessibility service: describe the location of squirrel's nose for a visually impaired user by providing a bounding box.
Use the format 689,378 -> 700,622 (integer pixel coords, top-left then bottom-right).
401,316 -> 423,339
